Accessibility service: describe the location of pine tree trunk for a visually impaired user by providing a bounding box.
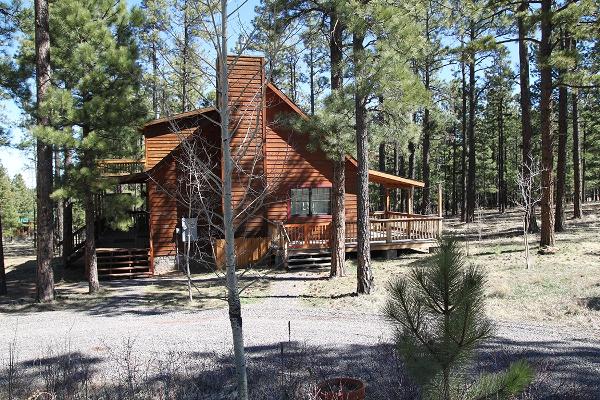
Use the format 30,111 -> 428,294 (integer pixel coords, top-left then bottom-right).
329,7 -> 345,278
152,39 -> 159,118
571,37 -> 582,219
181,0 -> 189,112
452,124 -> 457,216
0,213 -> 6,295
35,0 -> 54,302
83,127 -> 99,293
407,141 -> 415,212
539,0 -> 555,248
555,37 -> 568,232
354,31 -> 373,295
460,59 -> 467,222
518,1 -> 538,233
582,121 -> 587,202
498,100 -> 505,213
330,159 -> 346,277
220,5 -> 248,398
422,108 -> 431,214
62,148 -> 73,267
54,149 -> 63,245
379,141 -> 386,210
466,27 -> 476,223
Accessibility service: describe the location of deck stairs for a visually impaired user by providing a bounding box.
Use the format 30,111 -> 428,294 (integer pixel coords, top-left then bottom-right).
97,248 -> 151,279
287,249 -> 332,270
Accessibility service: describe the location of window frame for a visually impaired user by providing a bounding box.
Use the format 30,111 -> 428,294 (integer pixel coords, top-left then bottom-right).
289,186 -> 332,217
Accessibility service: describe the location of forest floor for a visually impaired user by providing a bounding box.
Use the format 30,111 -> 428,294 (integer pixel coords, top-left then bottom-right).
1,203 -> 599,399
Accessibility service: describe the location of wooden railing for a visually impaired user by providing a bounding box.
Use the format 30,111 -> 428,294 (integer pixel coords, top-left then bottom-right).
97,159 -> 145,177
284,214 -> 442,250
285,222 -> 331,249
346,217 -> 442,244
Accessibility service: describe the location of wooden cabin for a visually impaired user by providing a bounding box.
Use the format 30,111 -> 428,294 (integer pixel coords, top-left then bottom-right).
66,55 -> 442,278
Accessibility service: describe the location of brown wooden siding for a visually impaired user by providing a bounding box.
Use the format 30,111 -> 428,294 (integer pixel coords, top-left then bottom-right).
227,56 -> 266,237
148,157 -> 178,257
264,86 -> 359,224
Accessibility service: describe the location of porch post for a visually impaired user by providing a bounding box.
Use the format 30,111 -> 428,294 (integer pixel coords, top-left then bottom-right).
437,182 -> 443,217
384,187 -> 390,218
407,187 -> 414,215
437,182 -> 443,238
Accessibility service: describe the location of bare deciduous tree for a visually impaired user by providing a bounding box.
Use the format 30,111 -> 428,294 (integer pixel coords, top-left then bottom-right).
516,157 -> 543,269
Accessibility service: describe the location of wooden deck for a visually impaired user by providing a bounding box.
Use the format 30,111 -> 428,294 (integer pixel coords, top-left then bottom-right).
284,211 -> 442,253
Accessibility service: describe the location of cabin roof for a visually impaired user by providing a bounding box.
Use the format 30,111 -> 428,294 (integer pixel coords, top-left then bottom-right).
130,82 -> 425,189
143,107 -> 217,129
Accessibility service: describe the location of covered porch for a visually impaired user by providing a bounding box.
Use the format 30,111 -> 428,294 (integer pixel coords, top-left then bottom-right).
283,167 -> 443,255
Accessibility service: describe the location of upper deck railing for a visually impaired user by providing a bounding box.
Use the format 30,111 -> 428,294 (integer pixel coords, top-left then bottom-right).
97,159 -> 145,177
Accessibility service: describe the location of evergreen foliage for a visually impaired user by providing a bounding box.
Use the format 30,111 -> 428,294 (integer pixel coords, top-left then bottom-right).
384,237 -> 533,399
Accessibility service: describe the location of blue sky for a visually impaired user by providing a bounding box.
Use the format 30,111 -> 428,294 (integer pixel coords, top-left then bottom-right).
0,0 -> 260,187
1,0 -> 520,188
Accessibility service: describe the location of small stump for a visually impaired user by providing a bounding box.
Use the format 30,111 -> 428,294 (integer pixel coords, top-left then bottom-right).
316,377 -> 365,400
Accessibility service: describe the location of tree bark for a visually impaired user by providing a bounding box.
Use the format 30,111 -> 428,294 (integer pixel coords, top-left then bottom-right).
555,33 -> 568,232
328,7 -> 346,278
517,1 -> 538,233
571,38 -> 582,219
407,141 -> 415,212
422,108 -> 431,214
466,24 -> 477,223
62,148 -> 73,267
181,0 -> 189,112
460,58 -> 467,222
83,126 -> 99,294
35,0 -> 54,302
220,4 -> 249,398
497,100 -> 505,213
54,149 -> 63,245
539,0 -> 555,248
0,213 -> 6,295
379,141 -> 386,210
354,31 -> 373,295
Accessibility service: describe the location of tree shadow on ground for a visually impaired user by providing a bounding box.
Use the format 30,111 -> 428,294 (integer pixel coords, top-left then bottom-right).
2,336 -> 598,399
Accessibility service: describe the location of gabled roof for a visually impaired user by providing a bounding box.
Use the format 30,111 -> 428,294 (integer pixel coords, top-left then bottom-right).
143,107 -> 217,128
129,81 -> 425,189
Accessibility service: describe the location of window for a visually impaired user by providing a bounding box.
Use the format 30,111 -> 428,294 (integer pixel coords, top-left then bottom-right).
290,187 -> 331,216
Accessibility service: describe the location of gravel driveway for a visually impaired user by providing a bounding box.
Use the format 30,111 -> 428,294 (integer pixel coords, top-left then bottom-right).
1,272 -> 599,399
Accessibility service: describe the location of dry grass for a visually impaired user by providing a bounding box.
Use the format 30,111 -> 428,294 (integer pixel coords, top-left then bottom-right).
304,203 -> 600,329
0,240 -> 272,314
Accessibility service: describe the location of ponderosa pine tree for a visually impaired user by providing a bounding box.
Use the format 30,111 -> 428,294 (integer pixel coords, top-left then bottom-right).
385,237 -> 533,400
35,0 -> 146,292
140,0 -> 169,118
34,0 -> 54,302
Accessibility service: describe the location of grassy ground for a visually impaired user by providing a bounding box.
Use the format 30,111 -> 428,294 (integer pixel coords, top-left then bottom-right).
2,203 -> 599,328
0,240 -> 272,313
303,203 -> 600,329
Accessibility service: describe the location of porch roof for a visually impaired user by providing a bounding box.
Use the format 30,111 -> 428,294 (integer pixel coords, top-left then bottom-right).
346,157 -> 425,189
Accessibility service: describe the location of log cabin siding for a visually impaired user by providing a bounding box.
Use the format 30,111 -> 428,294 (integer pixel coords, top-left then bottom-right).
264,86 -> 359,224
227,56 -> 266,236
148,157 -> 178,258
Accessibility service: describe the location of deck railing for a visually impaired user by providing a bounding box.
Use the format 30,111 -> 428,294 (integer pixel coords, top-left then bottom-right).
284,213 -> 442,250
97,159 -> 145,177
285,222 -> 332,249
346,217 -> 442,244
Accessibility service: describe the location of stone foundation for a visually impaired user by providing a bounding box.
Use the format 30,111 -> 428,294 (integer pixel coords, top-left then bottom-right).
153,256 -> 177,275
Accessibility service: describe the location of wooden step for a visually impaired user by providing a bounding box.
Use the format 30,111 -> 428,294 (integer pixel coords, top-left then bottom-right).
288,256 -> 331,263
98,266 -> 150,272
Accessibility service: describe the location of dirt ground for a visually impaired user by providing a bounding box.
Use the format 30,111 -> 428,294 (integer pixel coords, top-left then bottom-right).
1,203 -> 600,399
303,202 -> 600,329
2,203 -> 599,327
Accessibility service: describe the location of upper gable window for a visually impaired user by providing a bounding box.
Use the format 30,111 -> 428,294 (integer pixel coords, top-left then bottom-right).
290,187 -> 331,216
